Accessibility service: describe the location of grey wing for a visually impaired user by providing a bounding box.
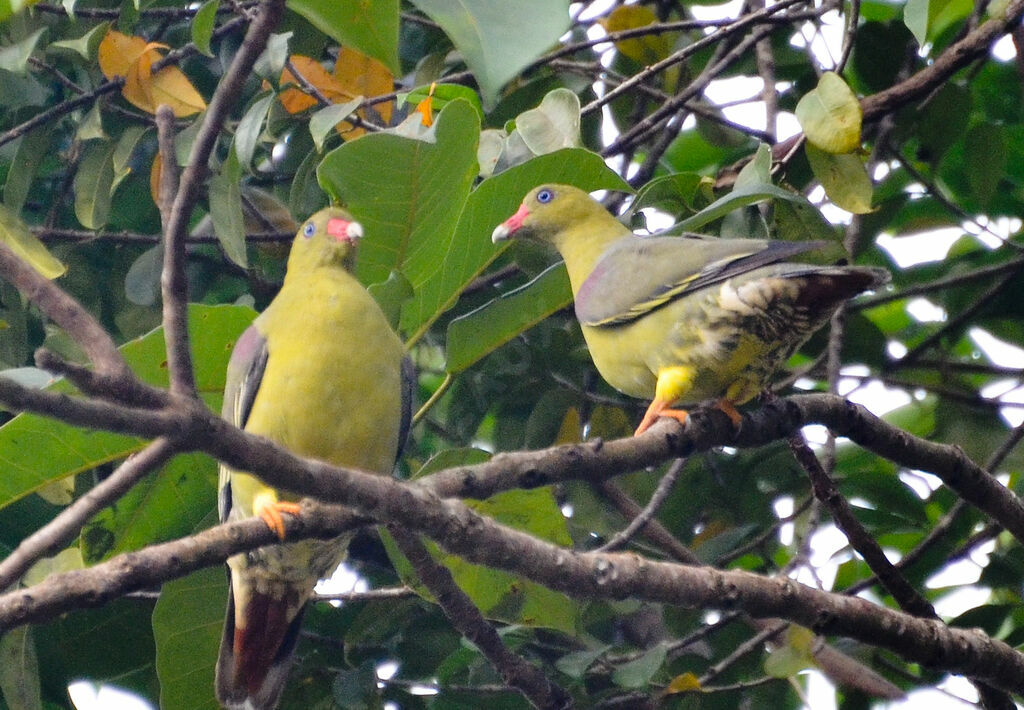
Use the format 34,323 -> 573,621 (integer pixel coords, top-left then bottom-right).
574,236 -> 823,327
395,356 -> 416,466
218,323 -> 270,523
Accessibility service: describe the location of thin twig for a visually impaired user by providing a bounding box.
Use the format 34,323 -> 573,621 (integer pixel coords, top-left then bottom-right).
595,458 -> 686,552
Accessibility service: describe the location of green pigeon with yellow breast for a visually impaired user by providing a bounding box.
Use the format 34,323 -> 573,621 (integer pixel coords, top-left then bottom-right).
492,184 -> 888,434
215,207 -> 412,710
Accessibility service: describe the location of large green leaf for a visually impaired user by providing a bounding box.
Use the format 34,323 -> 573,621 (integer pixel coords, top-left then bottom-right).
73,139 -> 116,231
317,100 -> 481,331
384,448 -> 578,634
407,148 -> 629,343
287,0 -> 399,73
446,263 -> 570,373
82,452 -> 217,563
153,565 -> 225,710
0,305 -> 254,511
409,0 -> 570,107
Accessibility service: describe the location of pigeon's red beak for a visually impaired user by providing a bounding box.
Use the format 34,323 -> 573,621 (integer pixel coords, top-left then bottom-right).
491,203 -> 530,242
326,218 -> 363,243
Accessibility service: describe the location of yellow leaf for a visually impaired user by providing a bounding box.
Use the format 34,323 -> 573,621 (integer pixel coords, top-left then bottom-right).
102,30 -> 205,116
795,72 -> 862,154
600,5 -> 671,65
554,406 -> 581,445
98,29 -> 148,78
665,672 -> 702,694
147,65 -> 207,116
123,46 -> 158,113
0,203 -> 66,279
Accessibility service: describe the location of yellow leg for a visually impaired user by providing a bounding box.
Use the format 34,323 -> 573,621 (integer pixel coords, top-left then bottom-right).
635,365 -> 696,436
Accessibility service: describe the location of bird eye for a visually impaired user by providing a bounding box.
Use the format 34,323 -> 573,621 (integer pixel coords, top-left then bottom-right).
536,188 -> 553,204
302,222 -> 315,238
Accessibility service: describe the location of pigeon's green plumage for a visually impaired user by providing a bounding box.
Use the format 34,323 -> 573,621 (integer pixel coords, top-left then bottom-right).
493,184 -> 889,434
216,207 -> 411,710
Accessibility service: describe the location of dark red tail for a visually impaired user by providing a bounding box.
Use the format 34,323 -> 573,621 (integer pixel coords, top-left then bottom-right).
215,578 -> 305,710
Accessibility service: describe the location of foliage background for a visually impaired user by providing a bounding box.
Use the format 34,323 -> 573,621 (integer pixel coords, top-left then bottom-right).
0,0 -> 1023,709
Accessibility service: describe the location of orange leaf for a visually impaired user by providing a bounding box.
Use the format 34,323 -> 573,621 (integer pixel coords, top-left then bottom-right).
98,29 -> 149,79
334,47 -> 393,124
277,55 -> 350,113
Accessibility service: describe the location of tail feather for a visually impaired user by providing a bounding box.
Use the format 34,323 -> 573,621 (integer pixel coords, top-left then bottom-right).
791,265 -> 890,308
216,577 -> 306,710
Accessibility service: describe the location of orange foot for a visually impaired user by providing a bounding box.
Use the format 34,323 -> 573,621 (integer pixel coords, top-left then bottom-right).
258,501 -> 302,541
635,399 -> 690,436
714,399 -> 743,429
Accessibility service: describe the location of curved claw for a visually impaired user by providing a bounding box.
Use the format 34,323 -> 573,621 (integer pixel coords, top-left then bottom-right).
714,399 -> 743,429
258,501 -> 302,541
635,399 -> 689,436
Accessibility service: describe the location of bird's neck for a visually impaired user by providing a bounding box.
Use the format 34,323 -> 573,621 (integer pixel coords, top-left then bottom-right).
554,217 -> 629,295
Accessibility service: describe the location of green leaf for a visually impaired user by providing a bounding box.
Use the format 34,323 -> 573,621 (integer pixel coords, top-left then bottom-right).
209,149 -> 247,268
367,269 -> 414,331
0,28 -> 45,74
673,181 -> 808,232
287,0 -> 399,73
3,124 -> 51,215
805,144 -> 874,214
49,21 -> 109,59
253,31 -> 291,81
308,98 -> 361,152
0,626 -> 41,710
317,99 -> 481,317
191,0 -> 219,57
73,139 -> 117,230
153,566 -> 225,710
35,600 -> 157,700
76,103 -> 106,141
111,126 -> 148,194
446,262 -> 571,373
82,453 -> 217,563
904,0 -> 971,46
404,147 -> 629,342
0,203 -> 65,279
964,123 -> 1006,207
409,0 -> 571,107
795,72 -> 862,154
612,642 -> 667,688
400,83 -> 483,121
0,305 -> 253,512
234,93 -> 274,173
383,481 -> 578,634
555,646 -> 610,679
515,88 -> 582,155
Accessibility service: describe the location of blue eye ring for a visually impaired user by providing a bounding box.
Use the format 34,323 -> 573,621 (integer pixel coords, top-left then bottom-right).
536,188 -> 553,204
303,222 -> 316,238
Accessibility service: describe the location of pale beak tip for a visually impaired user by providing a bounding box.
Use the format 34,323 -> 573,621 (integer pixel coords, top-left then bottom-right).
347,221 -> 364,241
491,224 -> 510,243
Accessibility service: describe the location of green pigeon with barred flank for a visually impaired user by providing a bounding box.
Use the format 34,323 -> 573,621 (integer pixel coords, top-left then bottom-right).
492,184 -> 888,434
